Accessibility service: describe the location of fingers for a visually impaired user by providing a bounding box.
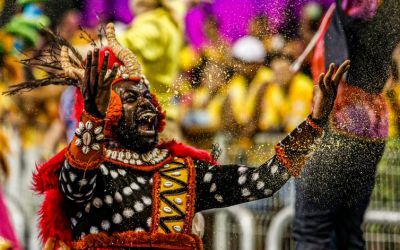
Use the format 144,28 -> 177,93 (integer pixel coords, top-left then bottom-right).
324,63 -> 334,92
332,60 -> 350,86
318,73 -> 326,93
106,63 -> 119,84
82,51 -> 92,102
90,48 -> 99,95
98,51 -> 109,89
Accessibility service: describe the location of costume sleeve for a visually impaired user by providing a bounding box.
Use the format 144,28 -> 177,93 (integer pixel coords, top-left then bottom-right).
61,110 -> 106,203
195,115 -> 324,212
59,160 -> 98,203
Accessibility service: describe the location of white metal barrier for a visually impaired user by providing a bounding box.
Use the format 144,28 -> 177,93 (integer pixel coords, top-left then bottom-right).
265,207 -> 400,250
213,205 -> 255,250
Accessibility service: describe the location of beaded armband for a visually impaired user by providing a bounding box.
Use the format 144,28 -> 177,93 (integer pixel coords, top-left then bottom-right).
275,115 -> 324,177
66,111 -> 107,169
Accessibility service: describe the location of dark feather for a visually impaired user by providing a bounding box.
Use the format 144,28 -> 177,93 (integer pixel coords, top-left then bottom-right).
3,77 -> 79,96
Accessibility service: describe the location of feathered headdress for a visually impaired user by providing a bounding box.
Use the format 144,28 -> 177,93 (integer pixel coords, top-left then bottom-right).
3,22 -> 166,132
4,23 -> 144,95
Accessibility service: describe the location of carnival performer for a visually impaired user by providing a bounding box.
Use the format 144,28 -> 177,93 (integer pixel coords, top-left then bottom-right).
4,23 -> 349,250
293,0 -> 400,249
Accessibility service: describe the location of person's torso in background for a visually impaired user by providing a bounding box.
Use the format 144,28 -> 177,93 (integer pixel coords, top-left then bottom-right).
119,8 -> 183,111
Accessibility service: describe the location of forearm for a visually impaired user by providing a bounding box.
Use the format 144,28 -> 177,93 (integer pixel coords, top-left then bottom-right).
65,110 -> 106,170
275,115 -> 324,177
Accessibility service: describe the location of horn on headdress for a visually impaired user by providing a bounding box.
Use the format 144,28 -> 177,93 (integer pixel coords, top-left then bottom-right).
106,23 -> 142,79
60,46 -> 85,81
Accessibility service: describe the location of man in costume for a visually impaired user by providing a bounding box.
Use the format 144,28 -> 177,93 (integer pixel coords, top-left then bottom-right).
5,23 -> 349,249
293,0 -> 400,249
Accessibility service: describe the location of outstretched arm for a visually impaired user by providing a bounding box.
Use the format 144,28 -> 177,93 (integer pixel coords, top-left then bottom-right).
195,61 -> 350,211
60,49 -> 117,201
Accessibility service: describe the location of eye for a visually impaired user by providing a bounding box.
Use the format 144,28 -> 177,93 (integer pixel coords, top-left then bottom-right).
123,92 -> 138,103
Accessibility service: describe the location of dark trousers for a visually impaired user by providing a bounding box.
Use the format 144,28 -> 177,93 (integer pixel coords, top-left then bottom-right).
293,132 -> 386,250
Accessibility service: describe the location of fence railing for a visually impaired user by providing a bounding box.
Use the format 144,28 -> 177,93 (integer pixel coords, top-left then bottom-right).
204,136 -> 400,250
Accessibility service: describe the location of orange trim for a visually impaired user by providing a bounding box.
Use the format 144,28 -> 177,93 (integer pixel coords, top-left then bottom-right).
306,116 -> 324,134
70,231 -> 202,250
112,77 -> 141,86
104,154 -> 173,172
151,171 -> 162,233
184,157 -> 196,233
274,144 -> 300,177
65,150 -> 102,170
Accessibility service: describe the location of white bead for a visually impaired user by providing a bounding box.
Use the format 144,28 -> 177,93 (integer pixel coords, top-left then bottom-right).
91,143 -> 100,151
136,160 -> 143,165
106,150 -> 112,158
123,208 -> 134,218
78,122 -> 84,130
112,213 -> 122,224
137,177 -> 146,184
163,207 -> 172,213
125,152 -> 132,160
252,172 -> 260,181
85,121 -> 93,130
75,138 -> 82,146
264,189 -> 273,196
173,225 -> 182,232
214,194 -> 223,203
203,172 -> 213,183
238,175 -> 247,185
100,164 -> 108,175
257,181 -> 265,190
147,217 -> 152,227
172,171 -> 181,177
111,151 -> 118,159
94,126 -> 103,135
130,182 -> 140,190
134,201 -> 144,212
134,227 -> 144,232
142,196 -> 152,206
82,131 -> 94,146
271,165 -> 278,175
71,218 -> 77,226
89,226 -> 99,234
123,186 -> 133,196
114,191 -> 123,202
118,152 -> 125,161
174,197 -> 183,205
96,134 -> 104,141
104,195 -> 113,205
110,170 -> 118,179
241,188 -> 251,197
130,159 -> 136,165
164,164 -> 170,169
82,146 -> 90,154
101,220 -> 110,230
238,166 -> 248,174
117,169 -> 126,176
69,172 -> 77,182
210,183 -> 217,193
92,197 -> 103,208
164,182 -> 173,188
85,203 -> 91,213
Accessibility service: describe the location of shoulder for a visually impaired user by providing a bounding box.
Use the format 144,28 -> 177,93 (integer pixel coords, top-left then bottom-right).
159,140 -> 217,165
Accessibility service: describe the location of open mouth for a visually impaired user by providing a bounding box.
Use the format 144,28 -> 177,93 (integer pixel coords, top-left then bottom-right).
137,111 -> 157,137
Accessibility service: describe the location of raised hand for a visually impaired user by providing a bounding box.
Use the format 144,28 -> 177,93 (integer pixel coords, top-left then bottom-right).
82,49 -> 118,118
312,60 -> 350,123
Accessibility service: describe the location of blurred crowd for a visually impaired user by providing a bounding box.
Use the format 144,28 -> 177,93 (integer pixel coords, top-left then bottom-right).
1,0 -> 400,249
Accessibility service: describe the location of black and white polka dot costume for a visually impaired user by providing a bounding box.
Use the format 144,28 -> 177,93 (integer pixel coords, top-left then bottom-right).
59,115 -> 323,243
